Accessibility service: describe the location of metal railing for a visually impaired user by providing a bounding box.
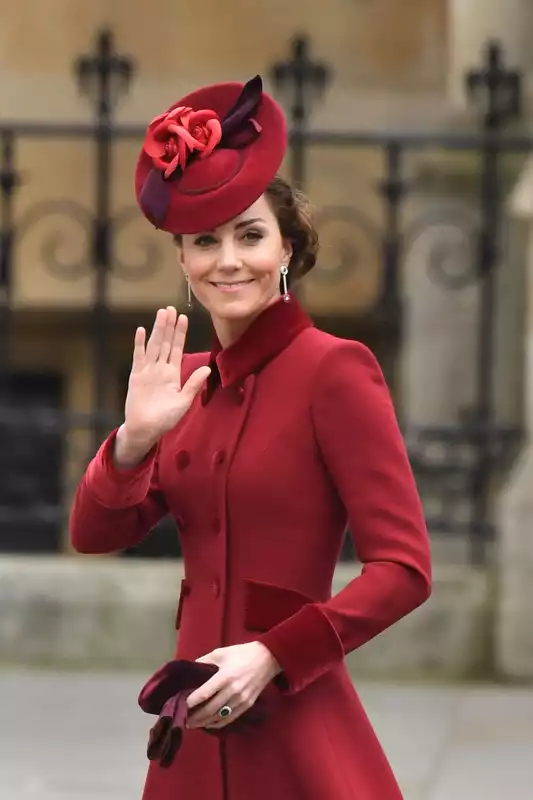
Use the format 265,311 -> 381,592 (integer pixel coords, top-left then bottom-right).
0,30 -> 531,563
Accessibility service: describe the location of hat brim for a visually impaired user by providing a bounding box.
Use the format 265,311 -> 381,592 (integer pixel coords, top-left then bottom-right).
135,80 -> 287,235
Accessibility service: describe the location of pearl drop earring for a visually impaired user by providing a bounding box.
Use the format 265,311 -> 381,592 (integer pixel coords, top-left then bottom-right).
185,275 -> 193,309
280,265 -> 290,303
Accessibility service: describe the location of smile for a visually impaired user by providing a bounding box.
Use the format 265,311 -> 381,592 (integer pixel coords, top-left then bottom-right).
210,280 -> 255,292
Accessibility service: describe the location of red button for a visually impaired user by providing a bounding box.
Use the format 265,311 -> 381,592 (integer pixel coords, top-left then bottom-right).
212,579 -> 220,597
175,450 -> 190,470
213,449 -> 226,466
236,386 -> 245,405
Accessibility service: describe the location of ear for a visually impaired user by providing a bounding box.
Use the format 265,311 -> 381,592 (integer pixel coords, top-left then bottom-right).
281,239 -> 293,267
175,241 -> 187,275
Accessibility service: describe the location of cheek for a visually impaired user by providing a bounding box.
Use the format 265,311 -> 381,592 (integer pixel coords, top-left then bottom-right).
181,252 -> 211,280
247,245 -> 283,279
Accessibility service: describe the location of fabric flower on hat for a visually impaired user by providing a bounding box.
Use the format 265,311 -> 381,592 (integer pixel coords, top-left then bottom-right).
143,106 -> 223,179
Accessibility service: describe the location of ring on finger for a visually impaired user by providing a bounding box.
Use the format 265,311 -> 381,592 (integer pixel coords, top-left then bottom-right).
218,705 -> 233,720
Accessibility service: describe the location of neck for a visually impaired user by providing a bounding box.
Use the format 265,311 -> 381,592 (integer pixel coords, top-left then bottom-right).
211,292 -> 283,349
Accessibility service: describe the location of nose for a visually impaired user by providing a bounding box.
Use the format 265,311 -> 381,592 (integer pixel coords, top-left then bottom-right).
217,239 -> 241,271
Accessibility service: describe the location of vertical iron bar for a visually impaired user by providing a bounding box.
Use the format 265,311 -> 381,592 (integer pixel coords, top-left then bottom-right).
75,29 -> 133,453
464,40 -> 522,564
290,63 -> 306,190
270,36 -> 330,192
375,142 -> 405,397
471,105 -> 501,565
463,40 -> 523,563
380,142 -> 404,318
92,76 -> 113,453
0,131 -> 17,406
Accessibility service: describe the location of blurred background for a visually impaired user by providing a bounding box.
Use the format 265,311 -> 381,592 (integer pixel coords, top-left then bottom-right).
1,1 -> 533,797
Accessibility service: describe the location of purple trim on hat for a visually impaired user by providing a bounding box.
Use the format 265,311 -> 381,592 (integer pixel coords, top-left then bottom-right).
220,74 -> 263,147
139,166 -> 171,229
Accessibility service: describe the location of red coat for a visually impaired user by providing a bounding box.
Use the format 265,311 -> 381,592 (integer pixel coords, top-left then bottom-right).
70,296 -> 431,800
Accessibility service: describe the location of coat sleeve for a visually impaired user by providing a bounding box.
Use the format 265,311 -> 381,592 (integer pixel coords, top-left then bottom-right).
69,352 -> 209,554
69,428 -> 168,554
257,341 -> 432,694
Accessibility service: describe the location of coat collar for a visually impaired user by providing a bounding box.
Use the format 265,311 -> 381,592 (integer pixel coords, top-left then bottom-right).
203,294 -> 313,399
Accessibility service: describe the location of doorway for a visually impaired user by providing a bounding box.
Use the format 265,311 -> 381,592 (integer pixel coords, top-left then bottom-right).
0,371 -> 64,552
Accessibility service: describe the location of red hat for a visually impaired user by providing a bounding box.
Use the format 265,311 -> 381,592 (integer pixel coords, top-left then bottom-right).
135,75 -> 287,235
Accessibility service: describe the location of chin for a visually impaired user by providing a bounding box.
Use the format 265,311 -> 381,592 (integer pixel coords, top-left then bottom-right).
203,282 -> 277,319
212,297 -> 264,320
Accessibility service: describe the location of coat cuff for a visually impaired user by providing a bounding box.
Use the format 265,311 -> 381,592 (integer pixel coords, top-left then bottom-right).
257,603 -> 344,694
87,428 -> 158,508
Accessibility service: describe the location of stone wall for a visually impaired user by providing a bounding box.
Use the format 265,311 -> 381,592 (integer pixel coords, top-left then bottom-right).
0,556 -> 490,680
0,0 -> 447,121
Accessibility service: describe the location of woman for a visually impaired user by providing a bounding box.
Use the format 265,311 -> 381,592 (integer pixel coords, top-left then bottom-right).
70,74 -> 431,800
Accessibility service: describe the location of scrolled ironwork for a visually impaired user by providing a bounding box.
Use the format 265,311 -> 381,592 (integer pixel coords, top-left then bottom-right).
12,200 -> 165,283
15,198 -> 94,281
403,203 -> 481,290
312,205 -> 382,285
112,205 -> 164,281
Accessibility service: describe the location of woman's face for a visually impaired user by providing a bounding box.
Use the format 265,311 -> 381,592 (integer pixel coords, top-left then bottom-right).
177,194 -> 292,328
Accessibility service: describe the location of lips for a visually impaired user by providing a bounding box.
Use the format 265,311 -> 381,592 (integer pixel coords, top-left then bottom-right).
210,280 -> 255,289
210,279 -> 254,294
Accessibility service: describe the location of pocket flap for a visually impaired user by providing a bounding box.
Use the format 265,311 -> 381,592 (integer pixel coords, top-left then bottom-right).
244,579 -> 314,633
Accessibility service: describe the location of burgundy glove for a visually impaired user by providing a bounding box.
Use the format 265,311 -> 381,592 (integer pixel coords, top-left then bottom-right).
138,659 -> 270,768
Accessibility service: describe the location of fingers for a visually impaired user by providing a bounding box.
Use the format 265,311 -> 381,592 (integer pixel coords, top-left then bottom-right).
145,307 -> 179,363
169,314 -> 188,370
158,306 -> 177,363
180,366 -> 211,405
185,665 -> 253,730
145,307 -> 189,367
145,308 -> 167,362
204,701 -> 248,729
186,672 -> 224,713
131,327 -> 146,372
187,689 -> 238,728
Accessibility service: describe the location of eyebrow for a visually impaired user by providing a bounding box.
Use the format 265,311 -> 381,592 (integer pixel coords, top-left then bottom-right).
234,217 -> 265,230
199,217 -> 266,234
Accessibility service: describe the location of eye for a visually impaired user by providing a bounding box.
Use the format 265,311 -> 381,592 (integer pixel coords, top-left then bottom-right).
242,229 -> 263,243
194,234 -> 217,247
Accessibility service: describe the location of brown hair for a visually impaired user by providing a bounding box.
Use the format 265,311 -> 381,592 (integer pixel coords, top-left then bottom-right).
173,175 -> 319,287
264,174 -> 318,286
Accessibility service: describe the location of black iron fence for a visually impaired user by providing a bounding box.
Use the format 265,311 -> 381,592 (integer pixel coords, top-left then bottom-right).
0,30 -> 531,563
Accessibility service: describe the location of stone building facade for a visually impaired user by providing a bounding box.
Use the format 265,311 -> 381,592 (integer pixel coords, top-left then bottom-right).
2,0 -> 533,677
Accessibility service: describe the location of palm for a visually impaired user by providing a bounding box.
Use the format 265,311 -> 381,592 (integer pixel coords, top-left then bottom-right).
125,306 -> 210,443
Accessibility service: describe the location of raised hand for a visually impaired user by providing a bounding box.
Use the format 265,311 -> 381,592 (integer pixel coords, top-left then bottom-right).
115,306 -> 210,467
